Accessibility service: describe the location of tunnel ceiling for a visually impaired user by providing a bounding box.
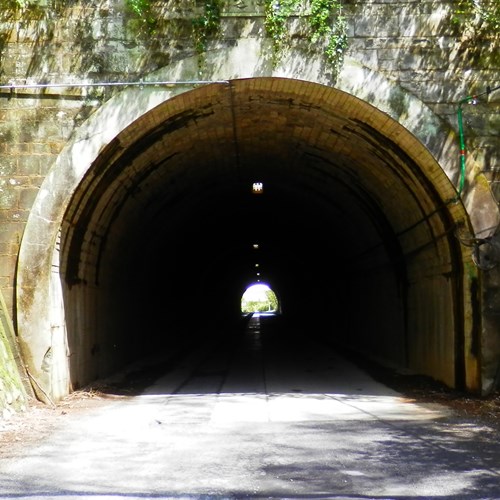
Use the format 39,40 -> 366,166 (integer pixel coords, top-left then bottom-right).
61,77 -> 454,311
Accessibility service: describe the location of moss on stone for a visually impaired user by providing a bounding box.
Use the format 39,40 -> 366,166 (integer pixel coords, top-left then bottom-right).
0,320 -> 27,414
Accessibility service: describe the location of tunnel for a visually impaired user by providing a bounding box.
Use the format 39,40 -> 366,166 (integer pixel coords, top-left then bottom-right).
17,77 -> 477,400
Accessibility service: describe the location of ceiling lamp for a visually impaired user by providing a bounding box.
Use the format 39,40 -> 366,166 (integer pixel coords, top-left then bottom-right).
252,182 -> 263,194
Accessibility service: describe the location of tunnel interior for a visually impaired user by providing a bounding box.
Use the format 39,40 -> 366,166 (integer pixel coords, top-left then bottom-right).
58,77 -> 470,392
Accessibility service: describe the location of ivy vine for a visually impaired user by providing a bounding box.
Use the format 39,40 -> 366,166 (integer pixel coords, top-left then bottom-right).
308,0 -> 347,74
3,0 -> 30,7
264,0 -> 347,76
124,0 -> 157,34
0,0 -> 42,16
452,0 -> 500,34
192,0 -> 223,59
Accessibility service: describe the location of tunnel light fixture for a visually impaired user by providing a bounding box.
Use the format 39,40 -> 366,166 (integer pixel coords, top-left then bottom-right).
253,243 -> 259,249
255,263 -> 259,268
252,182 -> 263,194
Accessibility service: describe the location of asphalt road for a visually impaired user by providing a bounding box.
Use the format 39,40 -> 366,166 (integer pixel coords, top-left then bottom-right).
1,314 -> 500,499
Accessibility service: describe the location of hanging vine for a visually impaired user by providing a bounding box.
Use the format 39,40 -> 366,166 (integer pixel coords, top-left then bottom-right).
264,0 -> 347,75
452,0 -> 500,34
264,0 -> 299,64
1,0 -> 31,7
124,0 -> 157,34
192,0 -> 223,58
308,0 -> 347,75
0,0 -> 45,19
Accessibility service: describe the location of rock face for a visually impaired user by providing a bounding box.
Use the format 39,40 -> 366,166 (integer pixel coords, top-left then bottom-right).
0,0 -> 498,415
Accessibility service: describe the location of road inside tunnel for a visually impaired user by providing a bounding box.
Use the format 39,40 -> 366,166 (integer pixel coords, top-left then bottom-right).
2,312 -> 500,498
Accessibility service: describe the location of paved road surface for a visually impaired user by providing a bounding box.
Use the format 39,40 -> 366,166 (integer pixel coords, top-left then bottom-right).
1,314 -> 500,499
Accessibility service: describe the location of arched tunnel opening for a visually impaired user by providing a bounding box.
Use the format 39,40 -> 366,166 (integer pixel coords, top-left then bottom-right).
241,283 -> 279,314
35,77 -> 475,397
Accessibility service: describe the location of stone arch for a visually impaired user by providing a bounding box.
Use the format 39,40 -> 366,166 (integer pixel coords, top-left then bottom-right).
16,50 -> 488,402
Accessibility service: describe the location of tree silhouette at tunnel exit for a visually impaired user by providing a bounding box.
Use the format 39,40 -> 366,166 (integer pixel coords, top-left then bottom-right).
241,284 -> 278,313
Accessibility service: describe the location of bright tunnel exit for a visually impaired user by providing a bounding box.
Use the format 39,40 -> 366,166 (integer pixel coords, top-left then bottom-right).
241,283 -> 279,314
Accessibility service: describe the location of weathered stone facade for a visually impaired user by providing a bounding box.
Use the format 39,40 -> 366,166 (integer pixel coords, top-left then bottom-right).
0,0 -> 498,414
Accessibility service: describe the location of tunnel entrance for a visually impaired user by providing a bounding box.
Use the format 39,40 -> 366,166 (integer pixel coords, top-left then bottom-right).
17,77 -> 478,402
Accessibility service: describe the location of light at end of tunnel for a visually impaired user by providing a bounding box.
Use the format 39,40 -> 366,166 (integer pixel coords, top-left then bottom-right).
253,243 -> 259,249
252,182 -> 263,194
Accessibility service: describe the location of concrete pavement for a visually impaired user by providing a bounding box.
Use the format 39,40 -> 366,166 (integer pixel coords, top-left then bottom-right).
1,314 -> 499,499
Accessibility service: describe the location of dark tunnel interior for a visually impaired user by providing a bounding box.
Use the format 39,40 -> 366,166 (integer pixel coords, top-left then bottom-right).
127,170 -> 357,358
57,78 -> 464,391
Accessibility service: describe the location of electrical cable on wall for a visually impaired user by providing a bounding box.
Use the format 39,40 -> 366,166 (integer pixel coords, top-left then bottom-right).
0,79 -> 229,91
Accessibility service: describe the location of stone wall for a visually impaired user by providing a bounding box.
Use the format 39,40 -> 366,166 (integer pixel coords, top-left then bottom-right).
0,0 -> 498,414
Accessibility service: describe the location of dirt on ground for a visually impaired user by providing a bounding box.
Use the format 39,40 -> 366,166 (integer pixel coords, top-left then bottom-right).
0,389 -> 119,458
393,373 -> 500,427
1,362 -> 500,456
0,363 -> 165,457
360,359 -> 500,430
